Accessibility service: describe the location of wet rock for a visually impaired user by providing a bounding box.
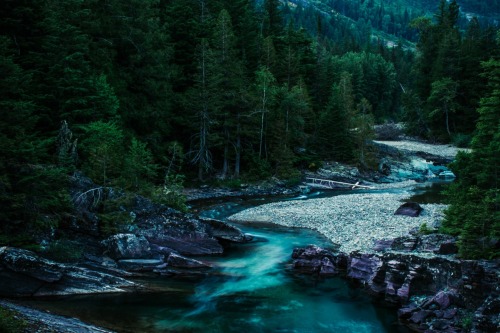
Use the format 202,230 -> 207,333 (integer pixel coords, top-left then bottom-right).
102,234 -> 151,260
373,239 -> 394,252
443,308 -> 457,319
291,245 -> 341,275
166,253 -> 211,269
117,259 -> 163,272
0,247 -> 63,283
394,202 -> 423,217
436,241 -> 459,255
0,300 -> 115,333
391,236 -> 419,251
472,295 -> 500,332
130,198 -> 249,256
348,253 -> 383,284
0,247 -> 136,297
410,310 -> 433,324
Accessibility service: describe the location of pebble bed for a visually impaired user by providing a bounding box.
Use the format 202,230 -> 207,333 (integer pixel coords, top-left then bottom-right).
373,140 -> 470,159
228,192 -> 447,254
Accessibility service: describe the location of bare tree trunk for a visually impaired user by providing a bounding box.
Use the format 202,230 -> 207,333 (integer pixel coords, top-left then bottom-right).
222,127 -> 229,179
445,106 -> 451,136
234,116 -> 241,178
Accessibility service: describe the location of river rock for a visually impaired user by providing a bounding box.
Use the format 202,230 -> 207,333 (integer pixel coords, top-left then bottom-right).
128,196 -> 249,256
291,245 -> 345,275
0,300 -> 115,333
394,202 -> 423,217
102,234 -> 151,260
0,247 -> 136,297
117,259 -> 163,272
165,253 -> 211,269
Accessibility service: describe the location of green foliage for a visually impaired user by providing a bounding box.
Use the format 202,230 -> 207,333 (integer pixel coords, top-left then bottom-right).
442,58 -> 500,259
81,121 -> 125,185
0,307 -> 27,333
244,155 -> 273,181
461,311 -> 474,331
43,239 -> 84,262
419,222 -> 435,235
152,174 -> 188,213
451,133 -> 472,148
97,193 -> 135,236
122,138 -> 158,191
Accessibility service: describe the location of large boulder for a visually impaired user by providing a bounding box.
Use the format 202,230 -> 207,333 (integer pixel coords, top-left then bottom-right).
394,202 -> 423,217
0,247 -> 136,297
130,199 -> 248,255
102,234 -> 151,260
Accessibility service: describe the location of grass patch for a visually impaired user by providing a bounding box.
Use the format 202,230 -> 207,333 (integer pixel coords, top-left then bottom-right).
0,307 -> 28,333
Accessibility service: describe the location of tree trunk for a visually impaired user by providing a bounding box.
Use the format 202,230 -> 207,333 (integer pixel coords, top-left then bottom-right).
235,122 -> 241,178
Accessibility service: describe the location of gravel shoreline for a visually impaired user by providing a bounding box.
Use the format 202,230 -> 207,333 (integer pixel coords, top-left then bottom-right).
228,192 -> 447,254
374,140 -> 470,159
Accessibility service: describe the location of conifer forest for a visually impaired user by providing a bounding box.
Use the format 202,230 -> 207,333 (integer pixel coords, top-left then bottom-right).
0,0 -> 499,262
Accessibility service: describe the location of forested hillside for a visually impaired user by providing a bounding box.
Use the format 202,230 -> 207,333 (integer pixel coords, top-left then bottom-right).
0,0 -> 498,257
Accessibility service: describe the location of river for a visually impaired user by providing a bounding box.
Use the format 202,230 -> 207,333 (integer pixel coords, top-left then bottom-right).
22,181 -> 449,332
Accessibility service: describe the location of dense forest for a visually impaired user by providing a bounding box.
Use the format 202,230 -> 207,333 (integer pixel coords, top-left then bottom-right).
0,0 -> 498,258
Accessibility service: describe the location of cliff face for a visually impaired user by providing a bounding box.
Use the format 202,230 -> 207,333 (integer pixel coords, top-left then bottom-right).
290,243 -> 499,332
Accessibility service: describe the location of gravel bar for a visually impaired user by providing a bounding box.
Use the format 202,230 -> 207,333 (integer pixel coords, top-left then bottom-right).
374,140 -> 470,159
228,192 -> 447,254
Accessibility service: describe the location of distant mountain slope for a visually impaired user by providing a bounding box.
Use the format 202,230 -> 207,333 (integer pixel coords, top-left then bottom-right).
282,0 -> 499,47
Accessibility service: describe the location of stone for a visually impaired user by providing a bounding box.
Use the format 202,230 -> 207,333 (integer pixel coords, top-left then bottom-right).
442,308 -> 457,319
102,234 -> 151,260
117,259 -> 163,271
373,239 -> 394,252
166,253 -> 211,269
0,247 -> 136,297
394,202 -> 423,217
435,242 -> 458,255
0,247 -> 63,283
434,291 -> 452,310
430,319 -> 450,330
291,245 -> 339,275
398,306 -> 417,320
410,310 -> 433,324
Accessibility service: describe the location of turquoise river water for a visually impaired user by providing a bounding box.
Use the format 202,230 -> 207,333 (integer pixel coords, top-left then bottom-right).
21,181 -> 449,332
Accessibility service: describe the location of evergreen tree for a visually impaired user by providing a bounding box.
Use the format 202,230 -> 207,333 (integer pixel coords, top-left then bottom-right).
442,57 -> 500,259
317,72 -> 355,162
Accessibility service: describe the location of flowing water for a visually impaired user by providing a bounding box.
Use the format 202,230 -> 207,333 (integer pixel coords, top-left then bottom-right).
21,183 -> 450,332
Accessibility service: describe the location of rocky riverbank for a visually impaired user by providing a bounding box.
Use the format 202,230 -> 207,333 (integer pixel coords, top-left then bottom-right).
289,244 -> 499,332
0,300 -> 115,333
229,191 -> 446,254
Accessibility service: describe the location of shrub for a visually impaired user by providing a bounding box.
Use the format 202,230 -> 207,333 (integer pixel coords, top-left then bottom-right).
43,239 -> 84,262
0,307 -> 27,333
451,133 -> 472,148
152,174 -> 188,212
374,122 -> 402,140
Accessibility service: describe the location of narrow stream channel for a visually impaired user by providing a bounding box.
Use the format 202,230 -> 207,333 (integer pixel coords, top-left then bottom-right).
21,182 -> 450,332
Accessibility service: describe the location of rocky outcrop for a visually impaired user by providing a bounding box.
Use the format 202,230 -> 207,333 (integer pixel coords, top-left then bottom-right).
290,243 -> 499,332
128,200 -> 248,255
0,300 -> 115,333
0,247 -> 136,297
102,234 -> 151,260
69,174 -> 250,258
291,245 -> 346,275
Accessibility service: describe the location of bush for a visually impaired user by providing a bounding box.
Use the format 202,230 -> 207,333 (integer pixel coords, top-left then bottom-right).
419,222 -> 435,235
152,174 -> 188,212
374,122 -> 403,140
452,133 -> 472,148
0,307 -> 27,333
43,239 -> 84,262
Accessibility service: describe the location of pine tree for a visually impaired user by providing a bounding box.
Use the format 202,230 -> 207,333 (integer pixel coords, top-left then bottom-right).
442,57 -> 500,259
